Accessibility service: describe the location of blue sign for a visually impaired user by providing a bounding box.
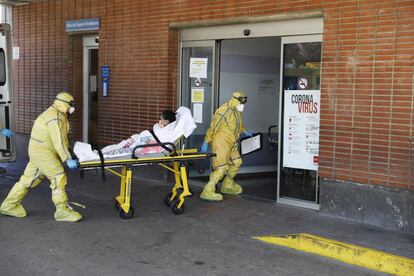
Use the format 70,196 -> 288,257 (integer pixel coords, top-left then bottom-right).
101,66 -> 110,97
65,18 -> 100,32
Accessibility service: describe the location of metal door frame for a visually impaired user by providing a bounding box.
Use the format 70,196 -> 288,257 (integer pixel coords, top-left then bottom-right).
277,34 -> 323,210
82,35 -> 98,143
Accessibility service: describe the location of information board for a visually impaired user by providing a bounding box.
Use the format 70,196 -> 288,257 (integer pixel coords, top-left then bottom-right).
65,18 -> 100,32
283,90 -> 320,171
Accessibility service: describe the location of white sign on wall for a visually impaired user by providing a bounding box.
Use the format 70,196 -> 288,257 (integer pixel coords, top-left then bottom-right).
13,47 -> 19,60
283,90 -> 320,171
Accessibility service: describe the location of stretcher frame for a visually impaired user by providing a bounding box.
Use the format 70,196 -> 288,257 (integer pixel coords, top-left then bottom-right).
79,142 -> 214,219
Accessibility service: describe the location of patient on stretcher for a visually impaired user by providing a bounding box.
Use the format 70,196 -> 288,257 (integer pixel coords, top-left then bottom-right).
74,107 -> 196,162
100,110 -> 177,156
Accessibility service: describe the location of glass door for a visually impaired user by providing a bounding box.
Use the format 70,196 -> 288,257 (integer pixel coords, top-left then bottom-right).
180,41 -> 217,177
278,35 -> 322,209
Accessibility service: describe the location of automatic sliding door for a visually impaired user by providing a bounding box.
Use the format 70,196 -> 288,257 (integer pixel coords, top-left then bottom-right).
278,35 -> 322,209
180,41 -> 217,177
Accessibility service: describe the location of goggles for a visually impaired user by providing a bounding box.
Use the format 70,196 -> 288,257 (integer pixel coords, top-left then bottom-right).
233,96 -> 247,104
56,98 -> 75,107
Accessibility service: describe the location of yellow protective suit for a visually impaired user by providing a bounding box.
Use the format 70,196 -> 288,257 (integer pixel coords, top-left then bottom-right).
0,92 -> 82,222
200,91 -> 247,201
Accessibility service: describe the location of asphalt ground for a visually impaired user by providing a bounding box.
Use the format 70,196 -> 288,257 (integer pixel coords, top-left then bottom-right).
0,134 -> 413,275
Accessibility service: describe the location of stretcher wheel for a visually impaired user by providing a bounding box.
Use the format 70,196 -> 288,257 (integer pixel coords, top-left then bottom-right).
164,192 -> 174,207
171,201 -> 185,215
178,187 -> 194,197
119,206 -> 134,219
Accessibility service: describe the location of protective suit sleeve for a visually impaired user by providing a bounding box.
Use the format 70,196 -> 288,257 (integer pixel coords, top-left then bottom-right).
239,116 -> 246,134
204,112 -> 223,143
240,122 -> 246,133
47,119 -> 72,162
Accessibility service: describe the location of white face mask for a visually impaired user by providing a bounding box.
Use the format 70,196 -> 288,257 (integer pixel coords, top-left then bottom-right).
237,104 -> 244,112
68,107 -> 75,114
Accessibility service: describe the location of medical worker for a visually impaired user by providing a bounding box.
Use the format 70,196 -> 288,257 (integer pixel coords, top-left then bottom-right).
0,92 -> 82,222
200,90 -> 252,201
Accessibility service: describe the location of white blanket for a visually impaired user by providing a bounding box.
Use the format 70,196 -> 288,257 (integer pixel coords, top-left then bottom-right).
74,106 -> 197,162
154,106 -> 197,140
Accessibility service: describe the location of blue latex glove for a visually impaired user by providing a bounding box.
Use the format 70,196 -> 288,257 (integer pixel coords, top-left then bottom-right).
200,141 -> 208,153
66,159 -> 78,169
0,128 -> 14,138
243,130 -> 253,137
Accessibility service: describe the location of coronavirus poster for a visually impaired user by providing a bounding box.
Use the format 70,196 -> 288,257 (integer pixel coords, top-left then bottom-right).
283,90 -> 320,171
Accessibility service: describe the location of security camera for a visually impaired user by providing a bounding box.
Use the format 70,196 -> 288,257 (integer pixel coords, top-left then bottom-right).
243,29 -> 251,36
95,36 -> 99,43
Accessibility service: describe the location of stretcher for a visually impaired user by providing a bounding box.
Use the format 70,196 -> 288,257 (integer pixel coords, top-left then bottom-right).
79,142 -> 214,219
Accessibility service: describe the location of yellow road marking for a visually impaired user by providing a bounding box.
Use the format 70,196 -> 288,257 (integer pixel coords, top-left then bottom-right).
254,233 -> 414,276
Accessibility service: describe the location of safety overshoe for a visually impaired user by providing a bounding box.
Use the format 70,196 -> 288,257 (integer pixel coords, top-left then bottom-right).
54,208 -> 82,222
220,178 -> 242,195
200,183 -> 223,201
0,204 -> 27,217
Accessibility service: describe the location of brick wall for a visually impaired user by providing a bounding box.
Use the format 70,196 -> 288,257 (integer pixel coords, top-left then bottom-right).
318,0 -> 414,189
11,0 -> 414,189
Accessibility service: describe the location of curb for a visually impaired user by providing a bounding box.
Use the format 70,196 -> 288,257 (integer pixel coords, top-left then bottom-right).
253,233 -> 414,276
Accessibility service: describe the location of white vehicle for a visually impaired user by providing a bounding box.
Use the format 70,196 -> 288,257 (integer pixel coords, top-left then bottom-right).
0,23 -> 15,162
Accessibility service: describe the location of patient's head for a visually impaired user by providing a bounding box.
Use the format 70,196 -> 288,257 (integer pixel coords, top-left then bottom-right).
159,110 -> 176,127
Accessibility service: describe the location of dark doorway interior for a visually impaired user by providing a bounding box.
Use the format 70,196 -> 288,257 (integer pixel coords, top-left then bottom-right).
88,48 -> 99,146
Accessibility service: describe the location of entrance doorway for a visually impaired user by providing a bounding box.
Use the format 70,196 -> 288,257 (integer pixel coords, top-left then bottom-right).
82,36 -> 99,145
179,17 -> 322,207
181,37 -> 281,201
219,37 -> 281,200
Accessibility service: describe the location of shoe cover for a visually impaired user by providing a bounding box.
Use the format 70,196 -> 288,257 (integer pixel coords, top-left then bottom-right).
0,182 -> 29,217
220,177 -> 242,195
0,204 -> 27,217
200,186 -> 223,201
54,207 -> 82,222
200,169 -> 225,201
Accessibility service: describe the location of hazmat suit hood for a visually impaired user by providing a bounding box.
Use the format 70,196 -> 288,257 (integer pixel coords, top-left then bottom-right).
228,90 -> 247,109
53,92 -> 74,114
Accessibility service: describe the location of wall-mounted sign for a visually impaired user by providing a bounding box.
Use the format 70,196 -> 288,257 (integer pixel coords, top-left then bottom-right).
283,90 -> 320,171
101,66 -> 110,97
65,18 -> 100,32
12,47 -> 19,60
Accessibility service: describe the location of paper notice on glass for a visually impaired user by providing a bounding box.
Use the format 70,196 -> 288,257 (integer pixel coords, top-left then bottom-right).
283,90 -> 320,171
189,58 -> 208,79
191,87 -> 204,103
240,133 -> 262,156
193,103 -> 203,123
